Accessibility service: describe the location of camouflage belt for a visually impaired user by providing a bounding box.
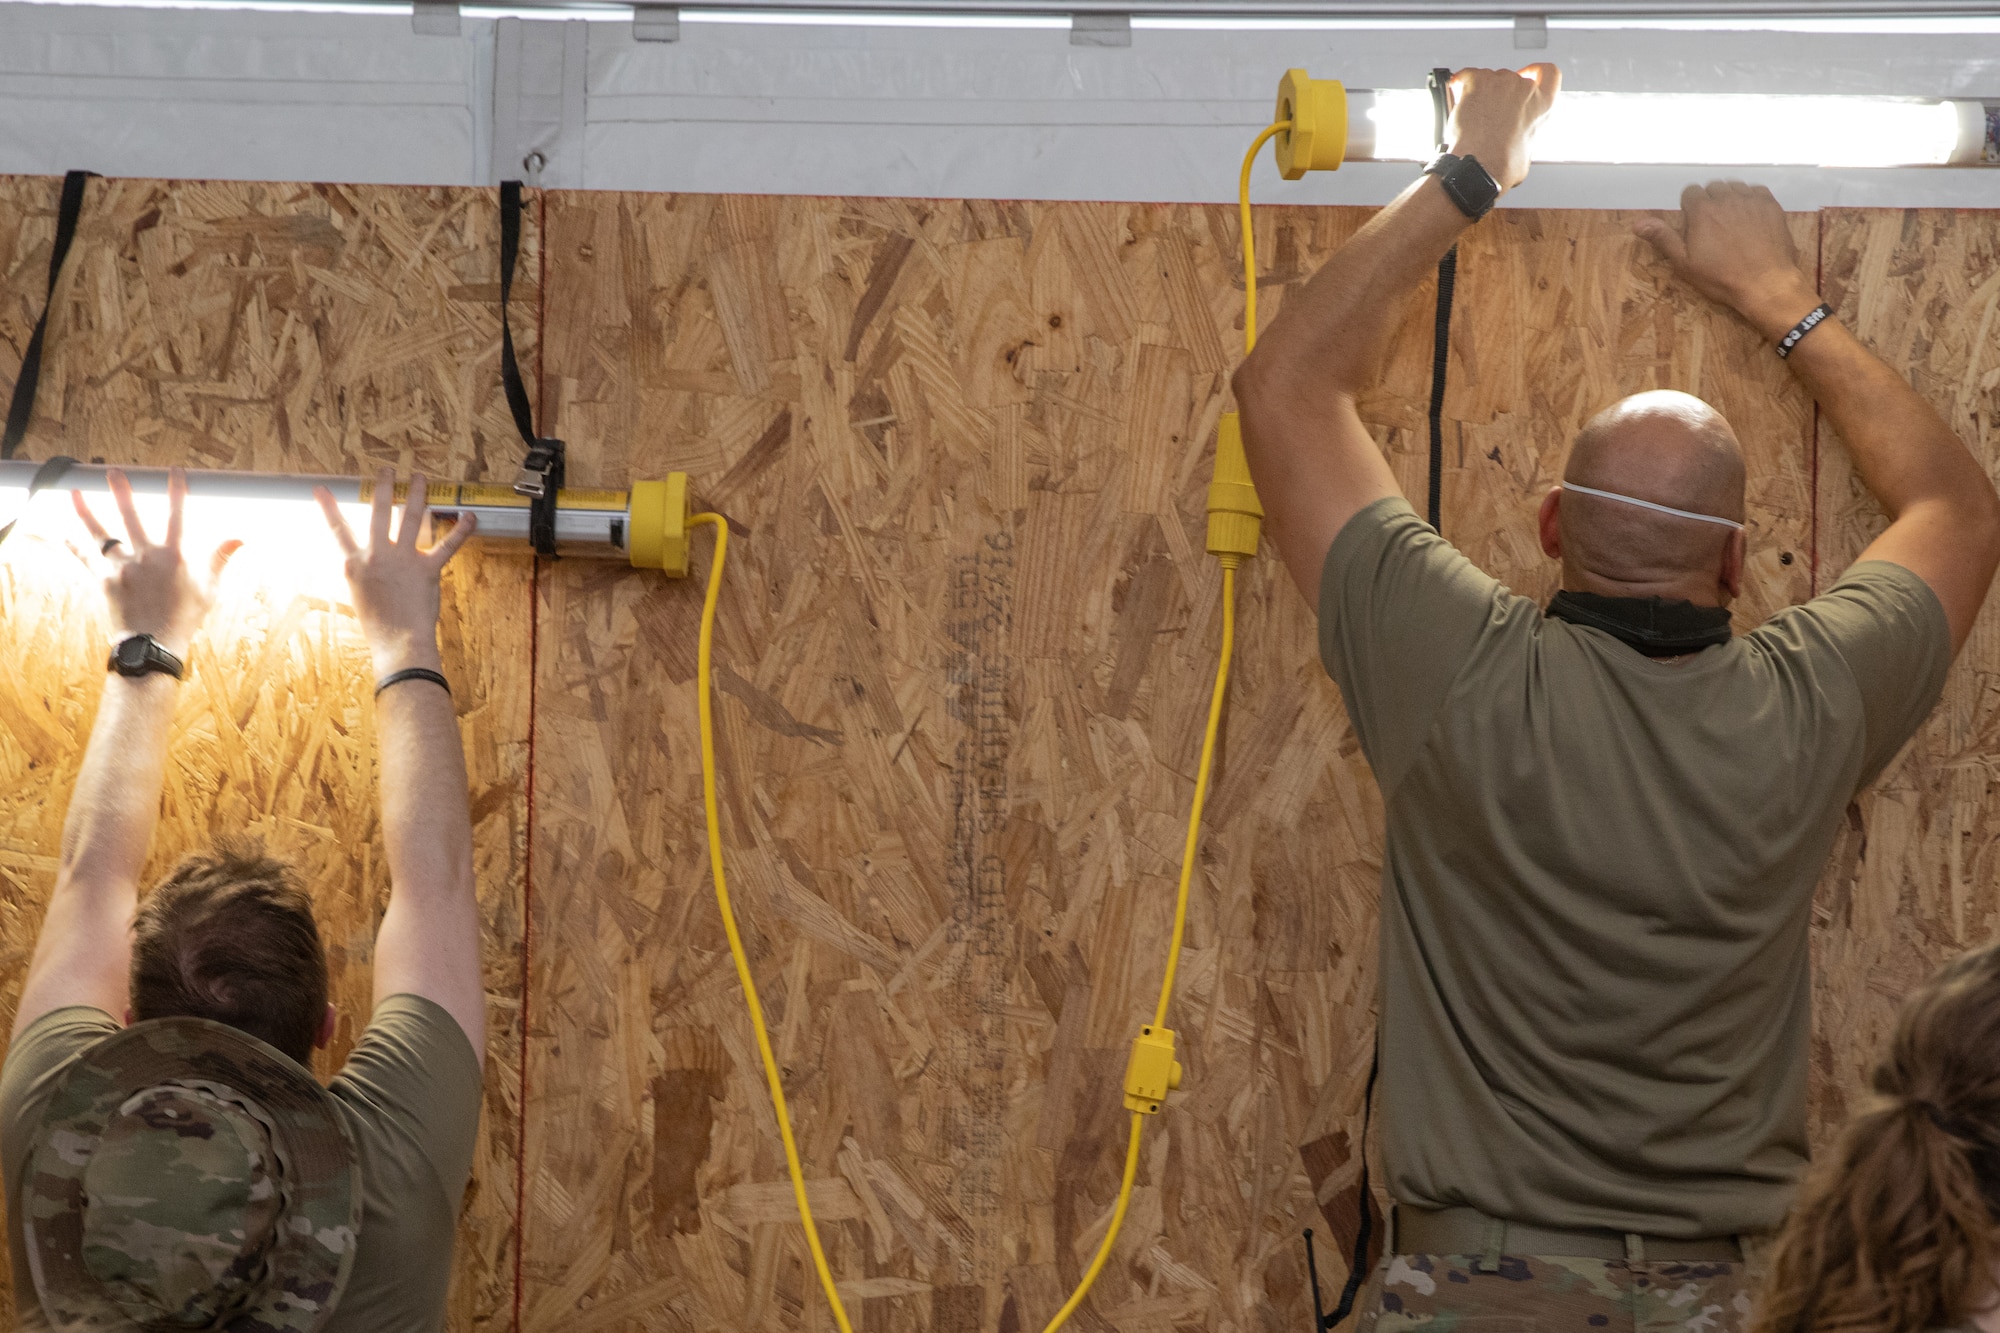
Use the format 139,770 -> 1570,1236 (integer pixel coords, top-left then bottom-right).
1395,1205 -> 1746,1265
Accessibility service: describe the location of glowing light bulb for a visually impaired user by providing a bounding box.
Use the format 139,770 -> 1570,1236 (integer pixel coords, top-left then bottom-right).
0,475 -> 381,605
1351,89 -> 1987,167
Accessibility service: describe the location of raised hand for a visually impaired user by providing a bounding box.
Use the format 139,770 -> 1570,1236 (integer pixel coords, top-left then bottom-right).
1447,63 -> 1562,193
71,468 -> 240,659
315,470 -> 478,678
1634,182 -> 1822,340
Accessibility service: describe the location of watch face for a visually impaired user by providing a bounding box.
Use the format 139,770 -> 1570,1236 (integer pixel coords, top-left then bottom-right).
116,637 -> 147,670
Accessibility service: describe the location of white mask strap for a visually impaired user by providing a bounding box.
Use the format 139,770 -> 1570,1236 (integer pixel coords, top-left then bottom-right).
1559,481 -> 1745,530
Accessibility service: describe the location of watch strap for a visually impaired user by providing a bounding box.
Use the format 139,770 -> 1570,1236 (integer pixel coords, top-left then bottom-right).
108,634 -> 184,680
1424,152 -> 1500,222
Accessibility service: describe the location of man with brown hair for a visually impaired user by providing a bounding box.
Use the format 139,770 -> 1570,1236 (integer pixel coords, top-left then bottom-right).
0,468 -> 484,1331
1235,65 -> 2000,1329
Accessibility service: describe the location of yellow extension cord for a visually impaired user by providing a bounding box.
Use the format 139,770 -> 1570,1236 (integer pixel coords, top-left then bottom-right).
692,120 -> 1285,1333
691,511 -> 857,1333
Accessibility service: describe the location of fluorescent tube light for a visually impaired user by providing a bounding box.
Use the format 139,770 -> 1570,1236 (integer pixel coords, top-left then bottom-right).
1547,16 -> 2000,32
1350,89 -> 1989,168
0,466 -> 379,603
1,460 -> 687,601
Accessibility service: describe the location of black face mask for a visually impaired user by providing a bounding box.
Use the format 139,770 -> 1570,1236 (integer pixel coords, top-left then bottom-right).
1545,589 -> 1732,658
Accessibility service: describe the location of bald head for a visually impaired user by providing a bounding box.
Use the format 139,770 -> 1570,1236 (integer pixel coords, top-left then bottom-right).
1549,390 -> 1747,602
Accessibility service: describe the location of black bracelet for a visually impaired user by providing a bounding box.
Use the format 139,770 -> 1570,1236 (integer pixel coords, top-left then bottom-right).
1776,303 -> 1834,359
374,667 -> 451,700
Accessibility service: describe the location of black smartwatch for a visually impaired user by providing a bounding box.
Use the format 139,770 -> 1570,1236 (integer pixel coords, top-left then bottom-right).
1424,152 -> 1502,222
108,634 -> 185,681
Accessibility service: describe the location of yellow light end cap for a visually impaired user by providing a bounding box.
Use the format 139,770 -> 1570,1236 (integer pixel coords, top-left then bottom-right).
1206,412 -> 1263,564
1274,70 -> 1348,180
1123,1025 -> 1183,1115
628,473 -> 691,577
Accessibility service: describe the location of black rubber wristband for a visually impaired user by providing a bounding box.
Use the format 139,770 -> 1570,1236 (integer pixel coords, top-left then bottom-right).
1776,303 -> 1834,359
374,667 -> 451,700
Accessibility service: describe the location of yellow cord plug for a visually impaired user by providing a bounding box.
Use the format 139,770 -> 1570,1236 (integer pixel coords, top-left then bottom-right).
1273,70 -> 1349,180
1207,412 -> 1262,565
628,473 -> 692,575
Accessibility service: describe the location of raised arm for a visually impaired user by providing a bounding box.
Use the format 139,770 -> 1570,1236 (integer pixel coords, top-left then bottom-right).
316,473 -> 485,1062
1636,184 -> 2000,654
1233,65 -> 1560,601
14,470 -> 237,1038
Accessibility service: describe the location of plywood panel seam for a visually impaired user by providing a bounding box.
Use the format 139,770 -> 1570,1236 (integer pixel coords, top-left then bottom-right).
507,186 -> 551,1333
1810,208 -> 1825,597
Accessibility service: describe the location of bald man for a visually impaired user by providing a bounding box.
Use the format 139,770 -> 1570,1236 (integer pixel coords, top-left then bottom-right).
1234,67 -> 2000,1331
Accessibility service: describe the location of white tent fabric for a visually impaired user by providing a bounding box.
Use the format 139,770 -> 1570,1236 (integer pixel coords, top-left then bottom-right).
0,1 -> 1993,206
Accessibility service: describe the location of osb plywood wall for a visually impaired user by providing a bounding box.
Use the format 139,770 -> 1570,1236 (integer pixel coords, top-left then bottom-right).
514,194 -> 1843,1333
0,177 -> 538,1330
1808,210 -> 2000,1142
1,176 -> 1995,1333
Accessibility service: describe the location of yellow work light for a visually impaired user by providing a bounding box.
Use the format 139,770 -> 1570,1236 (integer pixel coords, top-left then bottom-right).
0,460 -> 693,598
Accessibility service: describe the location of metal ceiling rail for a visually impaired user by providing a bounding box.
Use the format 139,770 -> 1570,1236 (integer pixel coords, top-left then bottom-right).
449,0 -> 2000,12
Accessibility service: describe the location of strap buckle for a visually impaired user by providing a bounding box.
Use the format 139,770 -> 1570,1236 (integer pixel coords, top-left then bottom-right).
513,436 -> 566,557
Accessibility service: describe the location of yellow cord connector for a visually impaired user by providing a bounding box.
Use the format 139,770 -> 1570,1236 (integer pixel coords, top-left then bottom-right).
693,511 -> 856,1333
1123,1025 -> 1183,1114
1043,118 -> 1288,1333
1208,412 -> 1262,565
1040,565 -> 1242,1333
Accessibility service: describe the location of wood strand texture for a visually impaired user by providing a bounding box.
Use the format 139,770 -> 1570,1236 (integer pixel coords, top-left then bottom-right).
0,178 -> 1988,1333
523,197 -> 1817,1333
1808,209 -> 2000,1145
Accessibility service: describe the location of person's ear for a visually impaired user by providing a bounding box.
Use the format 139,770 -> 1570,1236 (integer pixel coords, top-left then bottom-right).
1719,527 -> 1746,602
1538,488 -> 1564,560
315,1003 -> 336,1051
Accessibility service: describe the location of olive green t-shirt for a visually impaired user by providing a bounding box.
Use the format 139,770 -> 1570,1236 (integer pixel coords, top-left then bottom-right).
1320,497 -> 1951,1238
0,993 -> 482,1331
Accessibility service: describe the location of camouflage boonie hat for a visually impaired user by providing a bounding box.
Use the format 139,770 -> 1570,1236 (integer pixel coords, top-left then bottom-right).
24,1016 -> 359,1332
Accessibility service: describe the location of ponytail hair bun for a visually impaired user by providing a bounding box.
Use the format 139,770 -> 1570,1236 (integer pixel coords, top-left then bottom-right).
1752,945 -> 2000,1333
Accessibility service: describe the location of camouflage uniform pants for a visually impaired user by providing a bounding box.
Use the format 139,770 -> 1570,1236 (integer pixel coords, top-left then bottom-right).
1354,1252 -> 1757,1333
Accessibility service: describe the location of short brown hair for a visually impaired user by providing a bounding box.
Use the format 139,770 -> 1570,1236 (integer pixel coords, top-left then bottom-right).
130,841 -> 329,1066
1752,942 -> 2000,1333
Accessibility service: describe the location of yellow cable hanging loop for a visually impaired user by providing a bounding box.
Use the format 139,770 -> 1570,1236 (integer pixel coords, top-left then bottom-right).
692,510 -> 856,1333
706,119 -> 1282,1333
1038,120 -> 1275,1333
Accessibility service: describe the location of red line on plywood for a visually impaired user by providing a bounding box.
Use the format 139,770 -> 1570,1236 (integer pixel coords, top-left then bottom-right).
513,555 -> 540,1333
1810,210 -> 1825,596
509,187 -> 550,1333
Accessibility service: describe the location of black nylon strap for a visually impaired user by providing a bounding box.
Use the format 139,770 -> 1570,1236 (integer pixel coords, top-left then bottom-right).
1424,70 -> 1456,535
1324,1048 -> 1381,1328
1304,1227 -> 1330,1331
0,453 -> 77,548
499,180 -> 563,556
3,170 -> 92,462
498,179 -> 538,448
0,172 -> 92,551
1427,67 -> 1452,158
1427,248 -> 1456,534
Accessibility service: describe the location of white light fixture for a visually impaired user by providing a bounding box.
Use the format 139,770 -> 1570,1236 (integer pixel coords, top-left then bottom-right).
1348,89 -> 1989,167
0,460 -> 692,601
